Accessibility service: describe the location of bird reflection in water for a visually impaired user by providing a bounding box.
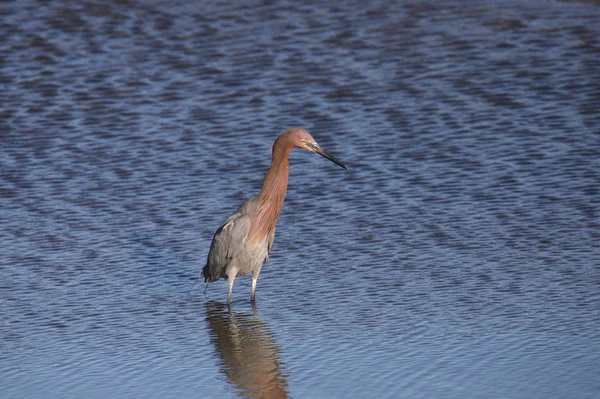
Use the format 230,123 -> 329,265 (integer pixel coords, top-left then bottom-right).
204,301 -> 289,399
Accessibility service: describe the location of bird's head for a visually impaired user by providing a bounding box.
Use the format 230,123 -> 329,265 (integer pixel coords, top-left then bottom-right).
285,127 -> 347,169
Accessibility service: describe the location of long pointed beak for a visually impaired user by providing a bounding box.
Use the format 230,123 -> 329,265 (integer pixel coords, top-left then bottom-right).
309,143 -> 347,169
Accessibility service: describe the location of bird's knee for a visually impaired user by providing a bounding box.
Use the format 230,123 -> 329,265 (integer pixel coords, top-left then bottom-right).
227,268 -> 238,283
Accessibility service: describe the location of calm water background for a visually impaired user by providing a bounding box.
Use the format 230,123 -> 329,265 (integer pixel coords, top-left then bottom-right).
2,1 -> 599,398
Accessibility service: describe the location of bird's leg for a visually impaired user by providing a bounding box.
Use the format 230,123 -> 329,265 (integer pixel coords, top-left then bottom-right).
227,273 -> 236,304
251,279 -> 257,303
251,269 -> 261,303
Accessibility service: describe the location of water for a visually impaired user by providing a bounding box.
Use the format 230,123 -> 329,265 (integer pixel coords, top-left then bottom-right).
1,0 -> 599,398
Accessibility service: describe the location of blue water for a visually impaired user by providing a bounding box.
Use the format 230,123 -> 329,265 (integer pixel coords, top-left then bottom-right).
1,1 -> 599,398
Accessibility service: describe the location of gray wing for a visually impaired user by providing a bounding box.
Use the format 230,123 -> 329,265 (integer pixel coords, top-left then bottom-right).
202,197 -> 260,282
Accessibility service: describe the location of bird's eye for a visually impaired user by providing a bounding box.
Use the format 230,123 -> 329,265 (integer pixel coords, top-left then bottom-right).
301,139 -> 306,144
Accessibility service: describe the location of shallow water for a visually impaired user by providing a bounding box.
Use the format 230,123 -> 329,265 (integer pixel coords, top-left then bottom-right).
1,1 -> 599,398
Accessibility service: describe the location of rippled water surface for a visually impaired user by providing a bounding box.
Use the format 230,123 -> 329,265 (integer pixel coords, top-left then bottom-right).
2,1 -> 599,398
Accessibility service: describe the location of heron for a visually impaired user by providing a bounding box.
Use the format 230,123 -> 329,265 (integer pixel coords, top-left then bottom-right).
201,127 -> 346,303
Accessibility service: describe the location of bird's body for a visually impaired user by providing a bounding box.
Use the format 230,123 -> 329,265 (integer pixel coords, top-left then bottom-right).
202,195 -> 275,283
201,127 -> 346,303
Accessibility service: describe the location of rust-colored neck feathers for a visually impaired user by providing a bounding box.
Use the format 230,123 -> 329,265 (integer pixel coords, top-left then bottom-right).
247,136 -> 293,243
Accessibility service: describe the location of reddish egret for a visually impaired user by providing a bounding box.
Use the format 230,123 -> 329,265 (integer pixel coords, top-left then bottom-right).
201,127 -> 346,303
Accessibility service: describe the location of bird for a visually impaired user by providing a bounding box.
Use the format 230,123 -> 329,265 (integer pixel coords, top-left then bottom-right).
201,127 -> 346,304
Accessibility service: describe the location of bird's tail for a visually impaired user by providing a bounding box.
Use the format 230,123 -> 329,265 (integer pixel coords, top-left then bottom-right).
201,263 -> 212,297
188,264 -> 209,294
201,263 -> 210,282
201,263 -> 222,283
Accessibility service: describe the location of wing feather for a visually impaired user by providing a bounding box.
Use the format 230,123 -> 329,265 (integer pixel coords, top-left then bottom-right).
202,197 -> 260,282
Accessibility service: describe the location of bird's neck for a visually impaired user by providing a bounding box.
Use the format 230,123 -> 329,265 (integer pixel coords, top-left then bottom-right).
247,146 -> 292,243
259,148 -> 290,203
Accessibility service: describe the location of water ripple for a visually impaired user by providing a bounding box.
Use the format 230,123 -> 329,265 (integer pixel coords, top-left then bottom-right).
2,1 -> 599,398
